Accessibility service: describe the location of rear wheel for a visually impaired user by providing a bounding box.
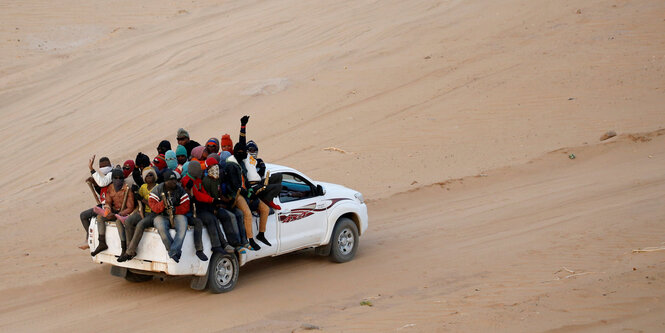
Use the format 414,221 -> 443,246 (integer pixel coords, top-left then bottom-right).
329,217 -> 359,263
207,252 -> 239,293
125,270 -> 153,283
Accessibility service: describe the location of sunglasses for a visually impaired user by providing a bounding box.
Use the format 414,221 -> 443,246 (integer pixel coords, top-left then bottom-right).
123,167 -> 131,170
177,137 -> 187,141
206,145 -> 217,148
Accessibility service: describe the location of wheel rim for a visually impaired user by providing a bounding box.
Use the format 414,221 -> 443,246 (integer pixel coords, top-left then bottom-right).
215,257 -> 233,286
337,228 -> 355,255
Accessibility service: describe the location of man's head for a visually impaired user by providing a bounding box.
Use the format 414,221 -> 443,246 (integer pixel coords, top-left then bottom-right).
219,151 -> 231,169
206,138 -> 220,154
142,168 -> 157,185
157,140 -> 171,155
98,157 -> 112,175
99,157 -> 111,169
176,128 -> 190,146
175,145 -> 187,165
122,160 -> 135,178
153,154 -> 167,171
188,161 -> 202,180
206,157 -> 220,179
247,140 -> 259,158
208,153 -> 220,164
221,134 -> 233,153
233,143 -> 247,161
163,170 -> 178,191
165,150 -> 177,170
111,168 -> 124,190
135,152 -> 151,169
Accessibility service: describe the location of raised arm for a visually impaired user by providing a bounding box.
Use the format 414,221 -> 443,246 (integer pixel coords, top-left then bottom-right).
238,115 -> 249,150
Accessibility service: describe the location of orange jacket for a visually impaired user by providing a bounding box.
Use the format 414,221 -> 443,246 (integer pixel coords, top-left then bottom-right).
104,184 -> 135,216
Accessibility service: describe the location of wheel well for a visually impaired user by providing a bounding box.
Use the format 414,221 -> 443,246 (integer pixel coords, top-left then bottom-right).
340,212 -> 362,235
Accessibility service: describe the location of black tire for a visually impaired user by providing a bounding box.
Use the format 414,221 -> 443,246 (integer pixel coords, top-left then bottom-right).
207,252 -> 239,293
125,270 -> 153,283
329,217 -> 359,263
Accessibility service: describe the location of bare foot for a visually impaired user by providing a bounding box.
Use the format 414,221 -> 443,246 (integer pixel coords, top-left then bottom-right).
78,243 -> 90,250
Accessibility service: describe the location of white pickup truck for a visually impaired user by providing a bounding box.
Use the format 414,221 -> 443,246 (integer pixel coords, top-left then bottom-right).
89,163 -> 368,293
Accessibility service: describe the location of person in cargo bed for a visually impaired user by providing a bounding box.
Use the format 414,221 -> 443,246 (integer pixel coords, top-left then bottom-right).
149,170 -> 190,263
176,127 -> 199,157
182,158 -> 235,256
117,167 -> 158,262
225,116 -> 281,250
91,168 -> 135,257
79,156 -> 112,250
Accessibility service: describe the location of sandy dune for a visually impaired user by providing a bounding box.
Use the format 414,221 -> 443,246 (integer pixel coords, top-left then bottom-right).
1,0 -> 664,331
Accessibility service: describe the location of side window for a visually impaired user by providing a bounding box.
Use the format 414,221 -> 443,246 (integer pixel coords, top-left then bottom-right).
279,173 -> 315,203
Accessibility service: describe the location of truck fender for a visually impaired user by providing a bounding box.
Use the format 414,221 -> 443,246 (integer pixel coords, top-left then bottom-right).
322,203 -> 361,245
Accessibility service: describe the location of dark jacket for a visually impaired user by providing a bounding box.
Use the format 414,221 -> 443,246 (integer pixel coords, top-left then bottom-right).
256,157 -> 266,178
184,140 -> 200,158
223,158 -> 244,200
148,183 -> 190,215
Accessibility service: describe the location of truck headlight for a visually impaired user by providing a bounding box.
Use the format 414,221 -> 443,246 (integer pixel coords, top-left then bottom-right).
354,192 -> 365,204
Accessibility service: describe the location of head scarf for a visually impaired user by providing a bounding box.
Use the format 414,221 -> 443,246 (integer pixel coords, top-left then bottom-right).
220,134 -> 233,153
157,140 -> 172,151
122,160 -> 135,178
191,146 -> 205,160
142,167 -> 157,183
188,160 -> 202,179
219,151 -> 231,169
247,140 -> 259,158
233,142 -> 247,161
135,152 -> 151,169
205,157 -> 218,169
165,150 -> 177,170
206,137 -> 219,150
177,128 -> 189,139
152,154 -> 167,171
208,164 -> 220,179
175,145 -> 187,157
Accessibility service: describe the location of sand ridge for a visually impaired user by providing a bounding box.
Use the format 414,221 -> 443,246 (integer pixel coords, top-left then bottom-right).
0,0 -> 664,331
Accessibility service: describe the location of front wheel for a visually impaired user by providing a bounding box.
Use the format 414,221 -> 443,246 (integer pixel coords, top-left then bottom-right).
329,217 -> 359,263
207,252 -> 239,293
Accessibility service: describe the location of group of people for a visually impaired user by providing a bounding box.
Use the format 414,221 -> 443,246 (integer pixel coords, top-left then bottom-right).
79,116 -> 282,263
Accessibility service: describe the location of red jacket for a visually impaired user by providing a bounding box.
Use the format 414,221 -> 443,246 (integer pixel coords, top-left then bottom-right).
148,183 -> 189,215
181,175 -> 214,203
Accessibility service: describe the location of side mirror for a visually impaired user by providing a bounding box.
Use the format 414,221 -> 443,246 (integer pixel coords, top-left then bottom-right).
316,184 -> 325,196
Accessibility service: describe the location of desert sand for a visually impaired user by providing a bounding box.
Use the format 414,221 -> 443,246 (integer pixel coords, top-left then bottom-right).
1,0 -> 664,331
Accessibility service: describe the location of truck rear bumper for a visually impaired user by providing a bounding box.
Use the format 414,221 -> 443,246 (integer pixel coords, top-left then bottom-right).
89,219 -> 211,276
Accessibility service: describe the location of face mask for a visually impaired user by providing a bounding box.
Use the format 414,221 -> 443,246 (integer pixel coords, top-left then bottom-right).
113,178 -> 124,191
234,151 -> 247,161
100,166 -> 113,175
208,165 -> 219,179
166,156 -> 177,170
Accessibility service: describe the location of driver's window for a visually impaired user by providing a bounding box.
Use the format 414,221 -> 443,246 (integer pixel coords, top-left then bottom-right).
279,173 -> 314,203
